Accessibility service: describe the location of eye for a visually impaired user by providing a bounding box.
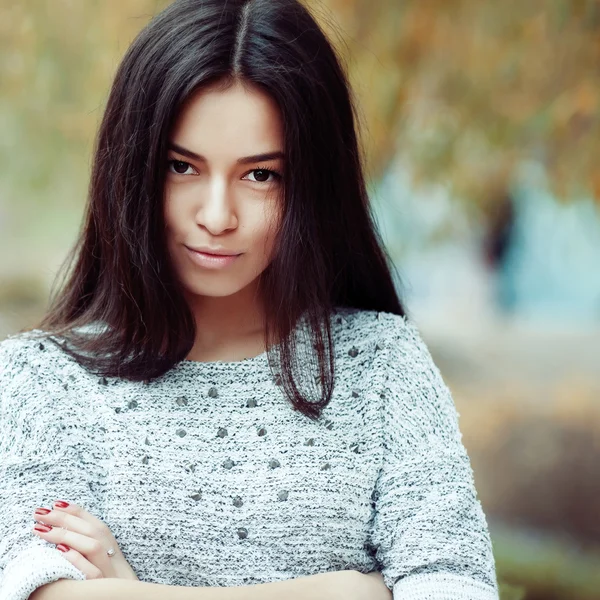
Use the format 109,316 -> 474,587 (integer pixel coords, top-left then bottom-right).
244,168 -> 282,184
167,160 -> 197,176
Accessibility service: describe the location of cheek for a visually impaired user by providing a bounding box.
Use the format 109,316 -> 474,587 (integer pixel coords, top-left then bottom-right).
162,190 -> 175,233
163,188 -> 194,251
253,204 -> 281,257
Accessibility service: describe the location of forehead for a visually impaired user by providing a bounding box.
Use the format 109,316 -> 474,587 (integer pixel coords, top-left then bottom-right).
170,81 -> 284,156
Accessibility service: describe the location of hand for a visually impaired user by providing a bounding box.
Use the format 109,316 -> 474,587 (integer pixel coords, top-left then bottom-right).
32,500 -> 138,581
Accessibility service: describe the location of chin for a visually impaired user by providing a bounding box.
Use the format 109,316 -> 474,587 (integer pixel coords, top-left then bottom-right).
181,277 -> 255,299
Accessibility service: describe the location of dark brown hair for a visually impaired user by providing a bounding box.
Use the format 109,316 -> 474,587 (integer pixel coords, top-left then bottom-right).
30,0 -> 406,420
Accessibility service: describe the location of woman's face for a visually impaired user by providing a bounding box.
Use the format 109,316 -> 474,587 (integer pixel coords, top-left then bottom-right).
163,80 -> 284,302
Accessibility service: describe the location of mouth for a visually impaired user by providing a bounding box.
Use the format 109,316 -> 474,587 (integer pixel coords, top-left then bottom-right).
184,246 -> 242,269
186,246 -> 242,257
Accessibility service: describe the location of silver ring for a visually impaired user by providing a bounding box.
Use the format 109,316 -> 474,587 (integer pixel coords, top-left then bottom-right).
106,547 -> 116,557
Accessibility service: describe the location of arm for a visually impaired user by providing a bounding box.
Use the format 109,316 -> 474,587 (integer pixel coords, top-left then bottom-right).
29,570 -> 356,600
370,314 -> 500,600
0,337 -> 108,600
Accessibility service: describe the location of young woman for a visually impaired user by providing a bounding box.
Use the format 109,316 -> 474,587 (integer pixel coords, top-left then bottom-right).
0,1 -> 500,599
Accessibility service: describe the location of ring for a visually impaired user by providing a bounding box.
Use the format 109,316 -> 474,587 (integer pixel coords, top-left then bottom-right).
106,547 -> 116,557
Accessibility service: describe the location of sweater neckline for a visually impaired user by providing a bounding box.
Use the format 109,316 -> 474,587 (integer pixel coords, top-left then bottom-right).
174,347 -> 271,371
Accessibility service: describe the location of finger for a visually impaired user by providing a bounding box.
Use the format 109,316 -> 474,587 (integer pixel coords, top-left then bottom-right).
53,543 -> 103,580
32,523 -> 115,569
51,500 -> 108,531
33,507 -> 105,541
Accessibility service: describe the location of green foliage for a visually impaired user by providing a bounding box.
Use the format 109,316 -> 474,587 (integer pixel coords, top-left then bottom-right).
492,523 -> 600,600
498,580 -> 527,600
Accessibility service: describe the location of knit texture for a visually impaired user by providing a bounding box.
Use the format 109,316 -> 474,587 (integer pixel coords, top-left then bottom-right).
0,308 -> 499,600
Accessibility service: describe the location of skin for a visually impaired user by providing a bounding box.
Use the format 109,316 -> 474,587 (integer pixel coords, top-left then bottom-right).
31,501 -> 138,581
163,79 -> 285,363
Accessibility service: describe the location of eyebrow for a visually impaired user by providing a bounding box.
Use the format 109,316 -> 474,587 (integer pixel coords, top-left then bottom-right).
168,142 -> 285,165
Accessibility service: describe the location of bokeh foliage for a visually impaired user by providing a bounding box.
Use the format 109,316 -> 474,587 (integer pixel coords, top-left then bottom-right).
308,0 -> 600,212
1,0 -> 598,232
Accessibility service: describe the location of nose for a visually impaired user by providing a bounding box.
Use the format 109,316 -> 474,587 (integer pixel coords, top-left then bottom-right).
194,175 -> 238,234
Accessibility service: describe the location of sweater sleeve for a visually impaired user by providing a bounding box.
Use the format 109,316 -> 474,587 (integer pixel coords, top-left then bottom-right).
370,313 -> 500,600
0,336 -> 105,600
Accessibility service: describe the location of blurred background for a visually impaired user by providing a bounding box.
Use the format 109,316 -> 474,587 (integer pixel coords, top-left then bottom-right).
1,1 -> 599,599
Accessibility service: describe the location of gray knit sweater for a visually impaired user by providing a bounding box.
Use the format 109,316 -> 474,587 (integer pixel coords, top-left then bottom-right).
0,308 -> 499,600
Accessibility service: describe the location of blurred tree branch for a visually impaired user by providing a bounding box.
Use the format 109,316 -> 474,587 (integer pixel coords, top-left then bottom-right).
308,0 -> 600,209
1,0 -> 599,219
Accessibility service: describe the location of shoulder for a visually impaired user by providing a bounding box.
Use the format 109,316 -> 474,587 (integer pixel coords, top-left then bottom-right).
336,308 -> 449,398
332,307 -> 428,379
0,327 -> 97,373
332,306 -> 420,355
0,329 -> 49,375
333,309 -> 463,447
0,329 -> 80,409
330,307 -> 384,363
0,330 -> 98,457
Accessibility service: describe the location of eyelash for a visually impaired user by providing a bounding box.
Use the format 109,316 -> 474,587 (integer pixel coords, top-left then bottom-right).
166,159 -> 282,182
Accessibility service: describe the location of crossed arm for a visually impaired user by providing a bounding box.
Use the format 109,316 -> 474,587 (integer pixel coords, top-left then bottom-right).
29,569 -> 358,600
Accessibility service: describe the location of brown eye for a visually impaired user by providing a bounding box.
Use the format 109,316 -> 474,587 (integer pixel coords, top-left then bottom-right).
168,160 -> 195,175
245,168 -> 282,184
253,169 -> 270,182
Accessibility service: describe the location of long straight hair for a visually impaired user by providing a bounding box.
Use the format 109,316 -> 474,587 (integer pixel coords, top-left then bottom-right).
32,0 -> 406,420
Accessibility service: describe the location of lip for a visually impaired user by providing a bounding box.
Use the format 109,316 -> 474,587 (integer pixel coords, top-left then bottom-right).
189,246 -> 241,256
185,246 -> 241,270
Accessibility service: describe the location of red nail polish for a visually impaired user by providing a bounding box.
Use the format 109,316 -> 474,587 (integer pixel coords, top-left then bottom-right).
54,501 -> 69,508
56,544 -> 70,553
35,508 -> 51,515
34,524 -> 52,532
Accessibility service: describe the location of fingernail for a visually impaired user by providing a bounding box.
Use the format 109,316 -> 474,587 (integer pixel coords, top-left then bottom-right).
56,544 -> 70,553
34,524 -> 52,532
54,501 -> 69,508
35,508 -> 51,515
